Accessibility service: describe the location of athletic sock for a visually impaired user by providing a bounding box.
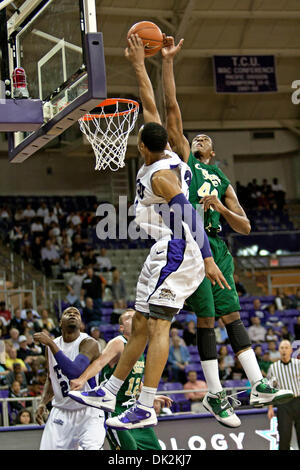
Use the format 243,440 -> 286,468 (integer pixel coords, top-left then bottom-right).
138,386 -> 157,408
237,348 -> 263,386
104,375 -> 124,396
201,359 -> 223,395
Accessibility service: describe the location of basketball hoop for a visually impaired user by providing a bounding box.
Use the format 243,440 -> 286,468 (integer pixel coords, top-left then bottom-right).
78,98 -> 139,171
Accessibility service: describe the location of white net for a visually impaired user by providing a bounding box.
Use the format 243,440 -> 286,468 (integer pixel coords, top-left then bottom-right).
78,98 -> 139,171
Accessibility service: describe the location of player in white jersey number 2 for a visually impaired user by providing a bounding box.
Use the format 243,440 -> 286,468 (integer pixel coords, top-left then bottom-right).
33,307 -> 105,450
68,34 -> 230,431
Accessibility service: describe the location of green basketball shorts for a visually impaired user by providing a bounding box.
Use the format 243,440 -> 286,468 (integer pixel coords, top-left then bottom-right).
186,235 -> 240,318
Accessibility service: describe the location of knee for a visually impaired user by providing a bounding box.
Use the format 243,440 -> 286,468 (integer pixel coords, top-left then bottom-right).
222,312 -> 240,325
197,317 -> 214,328
148,317 -> 170,339
132,311 -> 148,336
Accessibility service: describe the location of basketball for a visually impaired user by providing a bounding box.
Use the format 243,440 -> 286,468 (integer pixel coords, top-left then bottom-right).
127,21 -> 163,57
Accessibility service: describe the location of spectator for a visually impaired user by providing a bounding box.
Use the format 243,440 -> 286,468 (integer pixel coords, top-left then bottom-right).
248,317 -> 267,343
214,318 -> 229,344
53,201 -> 64,220
0,301 -> 12,324
294,316 -> 300,340
218,345 -> 234,368
17,335 -> 37,362
168,336 -> 190,384
36,202 -> 49,219
9,224 -> 24,253
5,348 -> 27,372
183,320 -> 197,346
59,253 -> 73,274
233,274 -> 247,297
89,326 -> 107,353
184,311 -> 197,325
5,363 -> 27,389
218,357 -> 232,381
250,298 -> 267,324
81,267 -> 105,311
9,310 -> 23,334
22,204 -> 36,220
265,304 -> 283,327
280,325 -> 292,342
82,297 -> 102,329
44,209 -> 58,226
268,341 -> 281,362
265,327 -> 279,343
41,239 -> 60,277
169,327 -> 185,346
275,288 -> 294,311
34,309 -> 56,334
254,344 -> 263,362
16,408 -> 33,425
83,248 -> 97,268
72,251 -> 84,270
14,208 -> 24,223
183,370 -> 207,413
30,217 -> 44,235
7,328 -> 20,350
111,268 -> 127,310
66,267 -> 86,307
96,248 -> 112,272
228,357 -> 247,380
9,380 -> 26,415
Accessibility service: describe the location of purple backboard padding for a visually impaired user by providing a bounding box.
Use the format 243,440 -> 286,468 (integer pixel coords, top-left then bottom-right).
0,99 -> 43,131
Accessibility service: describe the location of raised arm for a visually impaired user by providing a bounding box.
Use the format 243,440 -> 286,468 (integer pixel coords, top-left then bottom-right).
70,337 -> 125,390
125,34 -> 161,124
161,36 -> 190,162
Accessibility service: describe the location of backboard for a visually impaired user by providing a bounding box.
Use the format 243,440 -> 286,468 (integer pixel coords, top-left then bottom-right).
1,0 -> 107,162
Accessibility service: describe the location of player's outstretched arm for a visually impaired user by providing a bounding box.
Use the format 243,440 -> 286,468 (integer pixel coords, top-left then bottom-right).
201,184 -> 251,235
125,34 -> 161,124
161,36 -> 190,162
70,337 -> 125,390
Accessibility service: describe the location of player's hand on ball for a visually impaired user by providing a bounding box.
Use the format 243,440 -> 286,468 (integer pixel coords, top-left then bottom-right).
204,257 -> 231,290
200,195 -> 225,213
35,404 -> 49,425
161,34 -> 184,59
125,34 -> 145,64
70,377 -> 86,391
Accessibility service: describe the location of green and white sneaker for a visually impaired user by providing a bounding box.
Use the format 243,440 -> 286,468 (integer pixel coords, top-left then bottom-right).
250,378 -> 294,407
203,390 -> 241,428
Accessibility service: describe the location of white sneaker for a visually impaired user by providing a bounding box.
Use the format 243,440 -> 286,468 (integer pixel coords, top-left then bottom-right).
250,378 -> 294,407
106,401 -> 157,430
68,385 -> 116,412
203,390 -> 241,428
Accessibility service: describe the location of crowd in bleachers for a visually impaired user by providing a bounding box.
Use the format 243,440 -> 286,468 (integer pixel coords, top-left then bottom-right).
0,192 -> 299,420
1,288 -> 300,419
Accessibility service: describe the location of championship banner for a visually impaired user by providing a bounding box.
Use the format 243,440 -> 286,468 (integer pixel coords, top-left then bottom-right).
213,55 -> 277,93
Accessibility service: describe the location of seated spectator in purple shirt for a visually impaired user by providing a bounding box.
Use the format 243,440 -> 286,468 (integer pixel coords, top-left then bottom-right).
250,298 -> 267,324
265,304 -> 283,327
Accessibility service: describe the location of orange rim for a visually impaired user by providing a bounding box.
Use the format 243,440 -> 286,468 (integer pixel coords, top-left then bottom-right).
79,98 -> 139,121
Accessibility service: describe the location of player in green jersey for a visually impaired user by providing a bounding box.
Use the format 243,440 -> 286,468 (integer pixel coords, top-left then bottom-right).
161,35 -> 291,427
69,309 -> 171,450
